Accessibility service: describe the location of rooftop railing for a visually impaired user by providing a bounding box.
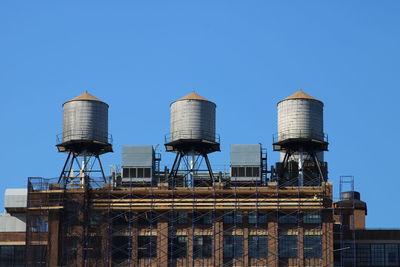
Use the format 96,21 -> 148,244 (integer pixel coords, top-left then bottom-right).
272,130 -> 328,143
56,130 -> 113,144
165,130 -> 220,143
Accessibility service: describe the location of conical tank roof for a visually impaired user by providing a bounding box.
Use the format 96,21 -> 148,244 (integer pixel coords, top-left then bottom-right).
64,91 -> 107,105
279,89 -> 323,104
172,91 -> 215,105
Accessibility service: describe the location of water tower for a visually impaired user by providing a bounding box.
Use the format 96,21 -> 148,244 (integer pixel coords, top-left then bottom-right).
56,91 -> 112,186
273,90 -> 328,186
165,91 -> 220,187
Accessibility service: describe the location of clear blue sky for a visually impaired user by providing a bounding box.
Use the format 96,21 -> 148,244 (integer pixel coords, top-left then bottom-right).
0,1 -> 399,228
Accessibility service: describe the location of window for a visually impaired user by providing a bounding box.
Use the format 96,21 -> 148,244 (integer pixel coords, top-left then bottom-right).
65,236 -> 78,259
353,243 -> 400,266
304,235 -> 322,258
138,211 -> 157,225
0,245 -> 26,267
30,216 -> 48,232
169,211 -> 188,224
193,211 -> 213,224
88,236 -> 102,259
224,235 -> 243,258
138,236 -> 157,258
303,211 -> 321,224
249,235 -> 268,258
193,236 -> 212,258
385,244 -> 399,266
371,244 -> 385,266
112,236 -> 129,261
30,245 -> 46,266
168,236 -> 187,259
342,243 -> 355,266
278,212 -> 298,224
248,211 -> 268,224
224,211 -> 242,224
279,235 -> 297,258
356,243 -> 371,266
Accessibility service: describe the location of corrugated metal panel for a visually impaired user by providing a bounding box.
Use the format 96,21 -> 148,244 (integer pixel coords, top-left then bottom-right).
62,99 -> 108,143
5,189 -> 27,209
230,144 -> 261,166
122,146 -> 154,167
170,98 -> 216,142
0,214 -> 26,232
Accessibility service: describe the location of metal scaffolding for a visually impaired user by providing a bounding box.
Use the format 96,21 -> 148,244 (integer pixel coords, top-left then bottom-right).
337,175 -> 356,267
25,170 -> 334,267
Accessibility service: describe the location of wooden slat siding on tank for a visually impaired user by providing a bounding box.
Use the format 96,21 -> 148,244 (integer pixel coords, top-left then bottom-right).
278,100 -> 323,140
170,98 -> 216,142
63,100 -> 108,143
278,97 -> 324,162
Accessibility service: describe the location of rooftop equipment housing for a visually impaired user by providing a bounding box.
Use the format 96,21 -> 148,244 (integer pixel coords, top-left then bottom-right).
230,144 -> 263,183
5,188 -> 27,213
1,188 -> 27,232
121,146 -> 156,184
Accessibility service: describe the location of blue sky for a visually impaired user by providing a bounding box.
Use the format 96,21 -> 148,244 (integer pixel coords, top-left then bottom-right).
0,1 -> 399,228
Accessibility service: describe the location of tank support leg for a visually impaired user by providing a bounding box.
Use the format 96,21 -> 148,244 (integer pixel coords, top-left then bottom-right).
168,152 -> 183,187
58,151 -> 72,183
204,154 -> 215,182
95,154 -> 107,183
312,152 -> 325,183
